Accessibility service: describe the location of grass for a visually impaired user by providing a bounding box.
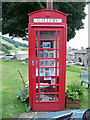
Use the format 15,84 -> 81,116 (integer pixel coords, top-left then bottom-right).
66,65 -> 82,73
66,65 -> 89,109
1,60 -> 89,118
1,59 -> 28,118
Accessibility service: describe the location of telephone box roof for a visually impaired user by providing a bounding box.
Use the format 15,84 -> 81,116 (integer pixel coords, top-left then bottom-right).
28,9 -> 68,16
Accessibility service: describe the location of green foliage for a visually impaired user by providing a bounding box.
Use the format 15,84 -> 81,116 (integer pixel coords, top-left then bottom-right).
54,2 -> 87,41
2,2 -> 87,41
2,2 -> 41,39
17,69 -> 29,111
66,82 -> 85,100
25,104 -> 31,113
18,87 -> 29,102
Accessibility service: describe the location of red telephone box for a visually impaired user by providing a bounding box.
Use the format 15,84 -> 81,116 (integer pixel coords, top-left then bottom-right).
28,10 -> 67,111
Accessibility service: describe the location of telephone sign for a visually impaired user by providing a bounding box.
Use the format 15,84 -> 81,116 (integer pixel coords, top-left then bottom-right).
33,18 -> 62,23
28,10 -> 67,111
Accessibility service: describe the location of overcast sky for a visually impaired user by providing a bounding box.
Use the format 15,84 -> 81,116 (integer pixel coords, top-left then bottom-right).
1,5 -> 88,49
67,5 -> 88,50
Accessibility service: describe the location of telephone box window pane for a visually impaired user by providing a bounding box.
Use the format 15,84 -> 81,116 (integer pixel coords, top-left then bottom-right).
40,86 -> 59,93
36,59 -> 39,76
55,94 -> 59,101
40,59 -> 56,67
57,59 -> 60,67
40,50 -> 56,58
36,50 -> 38,58
58,31 -> 60,39
36,68 -> 38,76
36,84 -> 61,94
40,41 -> 56,48
40,68 -> 44,76
36,41 -> 38,48
38,77 -> 59,84
36,94 -> 38,101
36,77 -> 38,83
40,68 -> 55,76
57,41 -> 60,48
51,77 -> 56,84
36,31 -> 38,39
36,59 -> 38,67
39,77 -> 51,84
57,50 -> 60,58
44,68 -> 55,76
57,68 -> 59,76
40,94 -> 56,101
40,31 -> 56,39
36,85 -> 38,93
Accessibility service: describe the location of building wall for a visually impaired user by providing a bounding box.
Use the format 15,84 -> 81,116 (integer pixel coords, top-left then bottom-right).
75,53 -> 87,66
67,47 -> 88,66
16,54 -> 28,60
15,51 -> 28,60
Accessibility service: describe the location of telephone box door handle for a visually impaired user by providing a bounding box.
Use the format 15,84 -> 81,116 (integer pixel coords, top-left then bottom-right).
32,61 -> 35,65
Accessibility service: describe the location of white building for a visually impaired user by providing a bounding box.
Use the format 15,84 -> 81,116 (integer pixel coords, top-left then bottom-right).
67,47 -> 78,62
0,51 -> 4,58
15,51 -> 28,60
75,47 -> 87,66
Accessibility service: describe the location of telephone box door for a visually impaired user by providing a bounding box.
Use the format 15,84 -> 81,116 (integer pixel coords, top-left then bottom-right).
29,27 -> 66,111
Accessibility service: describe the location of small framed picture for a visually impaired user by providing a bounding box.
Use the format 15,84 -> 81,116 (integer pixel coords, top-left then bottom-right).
49,53 -> 54,58
45,60 -> 49,66
42,42 -> 51,48
44,52 -> 48,58
40,60 -> 44,66
40,52 -> 43,58
40,68 -> 44,76
49,68 -> 55,76
49,60 -> 55,66
40,60 -> 49,67
44,68 -> 51,76
45,71 -> 50,76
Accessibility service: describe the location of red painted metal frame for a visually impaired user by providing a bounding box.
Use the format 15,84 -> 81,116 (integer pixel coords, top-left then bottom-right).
28,10 -> 67,111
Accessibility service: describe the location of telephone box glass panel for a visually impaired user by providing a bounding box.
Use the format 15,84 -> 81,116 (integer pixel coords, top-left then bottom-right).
35,30 -> 61,102
40,31 -> 56,39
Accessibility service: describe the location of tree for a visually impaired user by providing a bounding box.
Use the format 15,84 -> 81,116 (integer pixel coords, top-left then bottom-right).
2,2 -> 87,41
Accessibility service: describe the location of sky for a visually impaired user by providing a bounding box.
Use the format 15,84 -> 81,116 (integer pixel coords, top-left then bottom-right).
67,5 -> 88,50
0,5 -> 88,49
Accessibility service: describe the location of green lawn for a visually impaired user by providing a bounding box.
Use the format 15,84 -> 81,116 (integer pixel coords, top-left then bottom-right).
1,60 -> 89,118
66,65 -> 89,109
1,60 -> 28,118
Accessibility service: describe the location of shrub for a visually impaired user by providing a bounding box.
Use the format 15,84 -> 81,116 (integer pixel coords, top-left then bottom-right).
66,82 -> 85,100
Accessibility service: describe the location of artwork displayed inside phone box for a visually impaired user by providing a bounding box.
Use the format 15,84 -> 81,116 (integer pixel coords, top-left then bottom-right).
28,9 -> 67,111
